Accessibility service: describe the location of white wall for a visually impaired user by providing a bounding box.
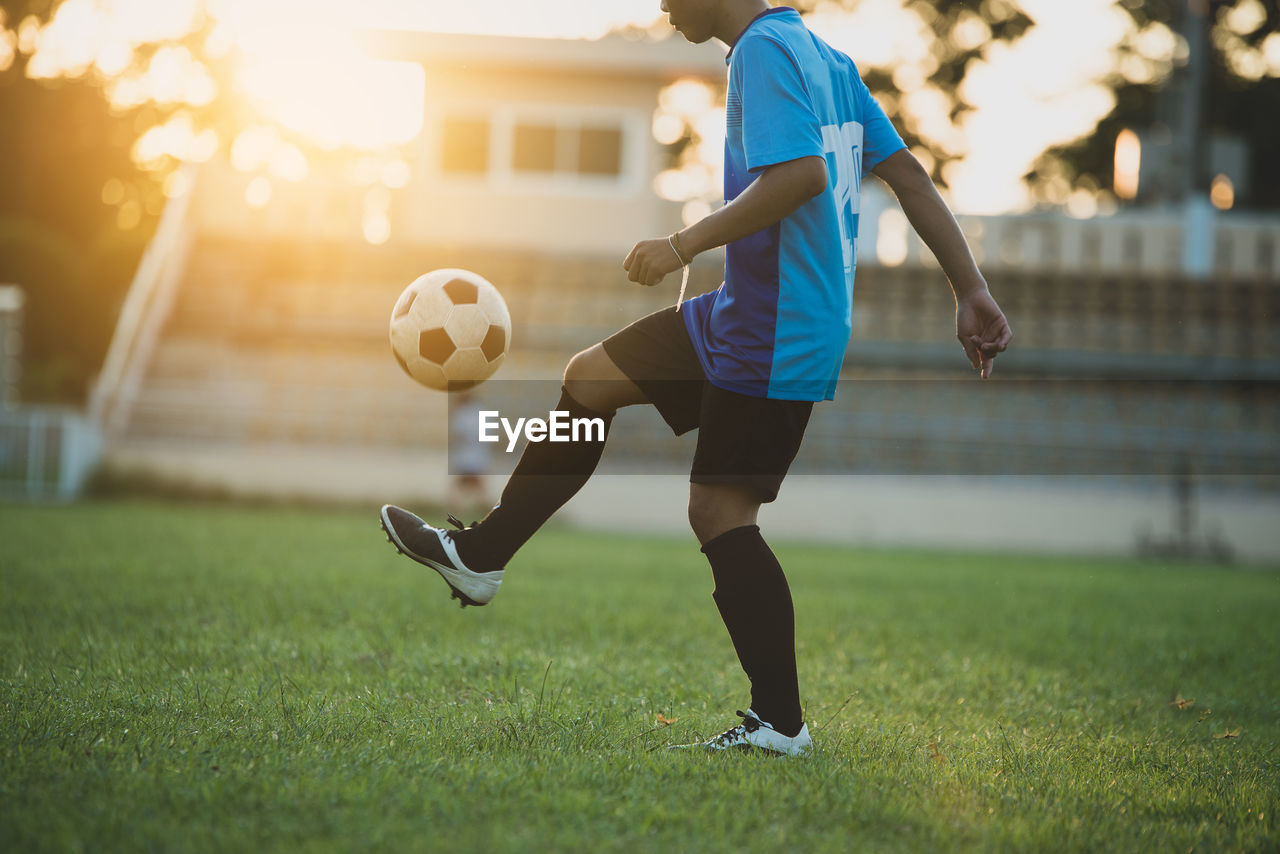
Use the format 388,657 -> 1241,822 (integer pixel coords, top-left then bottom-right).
401,66 -> 685,254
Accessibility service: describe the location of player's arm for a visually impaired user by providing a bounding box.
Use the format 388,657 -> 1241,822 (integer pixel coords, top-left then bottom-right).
871,148 -> 1012,379
677,155 -> 828,259
623,155 -> 828,286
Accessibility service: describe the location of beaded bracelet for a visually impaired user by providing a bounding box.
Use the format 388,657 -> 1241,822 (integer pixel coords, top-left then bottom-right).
668,232 -> 692,311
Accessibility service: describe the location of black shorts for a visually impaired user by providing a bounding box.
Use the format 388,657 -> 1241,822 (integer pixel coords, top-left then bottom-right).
601,306 -> 812,503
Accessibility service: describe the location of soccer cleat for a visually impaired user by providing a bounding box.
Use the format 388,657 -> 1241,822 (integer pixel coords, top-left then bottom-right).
671,709 -> 813,757
379,505 -> 503,607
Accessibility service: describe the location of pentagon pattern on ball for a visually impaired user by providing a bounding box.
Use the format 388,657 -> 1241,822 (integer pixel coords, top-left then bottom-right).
411,279 -> 457,325
443,278 -> 478,305
443,347 -> 490,389
481,325 -> 506,362
419,327 -> 455,363
389,268 -> 511,391
444,303 -> 490,348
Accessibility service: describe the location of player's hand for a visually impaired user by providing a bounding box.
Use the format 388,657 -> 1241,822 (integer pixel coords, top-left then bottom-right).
623,238 -> 683,287
955,289 -> 1012,380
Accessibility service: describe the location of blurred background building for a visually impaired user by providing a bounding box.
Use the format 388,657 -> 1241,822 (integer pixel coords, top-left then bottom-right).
1,0 -> 1277,561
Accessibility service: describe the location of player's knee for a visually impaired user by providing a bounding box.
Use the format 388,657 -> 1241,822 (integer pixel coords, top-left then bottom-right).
688,486 -> 758,545
562,348 -> 596,388
562,344 -> 644,414
562,349 -> 601,409
687,498 -> 720,544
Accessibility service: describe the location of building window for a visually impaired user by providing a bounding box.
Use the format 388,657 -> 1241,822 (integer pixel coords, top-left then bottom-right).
440,110 -> 629,186
441,116 -> 489,174
513,123 -> 558,173
511,119 -> 624,178
577,126 -> 622,176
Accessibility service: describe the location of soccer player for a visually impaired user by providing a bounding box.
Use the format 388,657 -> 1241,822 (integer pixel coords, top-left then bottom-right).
381,0 -> 1012,756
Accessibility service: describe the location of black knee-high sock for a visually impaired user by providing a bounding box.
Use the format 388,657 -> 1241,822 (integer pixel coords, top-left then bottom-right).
452,387 -> 612,571
702,524 -> 803,737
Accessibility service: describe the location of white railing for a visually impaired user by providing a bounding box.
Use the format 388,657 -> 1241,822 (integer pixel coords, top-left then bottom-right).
1,285 -> 21,406
0,407 -> 102,501
89,164 -> 197,441
860,187 -> 1280,279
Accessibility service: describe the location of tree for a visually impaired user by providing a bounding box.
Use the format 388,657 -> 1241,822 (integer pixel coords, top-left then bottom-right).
791,0 -> 1035,186
0,0 -> 410,402
1027,0 -> 1280,211
645,0 -> 1037,218
0,2 -> 160,401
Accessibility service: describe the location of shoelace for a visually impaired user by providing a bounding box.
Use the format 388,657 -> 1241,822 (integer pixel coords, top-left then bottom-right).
709,710 -> 761,746
442,514 -> 476,542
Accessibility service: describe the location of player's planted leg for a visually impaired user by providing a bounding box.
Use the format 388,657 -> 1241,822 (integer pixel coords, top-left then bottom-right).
689,483 -> 805,743
700,524 -> 804,738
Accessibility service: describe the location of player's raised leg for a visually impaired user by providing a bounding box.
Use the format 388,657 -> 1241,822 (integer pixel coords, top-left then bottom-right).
448,343 -> 644,568
380,343 -> 643,606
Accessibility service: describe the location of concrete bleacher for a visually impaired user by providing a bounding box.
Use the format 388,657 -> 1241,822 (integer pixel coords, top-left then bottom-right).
87,231 -> 1280,561
106,233 -> 1280,489
119,237 -> 708,452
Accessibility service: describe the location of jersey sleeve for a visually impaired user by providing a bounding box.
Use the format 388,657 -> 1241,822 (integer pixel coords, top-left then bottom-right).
734,35 -> 825,173
856,76 -> 906,176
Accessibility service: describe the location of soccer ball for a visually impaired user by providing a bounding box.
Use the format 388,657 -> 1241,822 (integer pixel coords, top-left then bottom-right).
389,268 -> 511,391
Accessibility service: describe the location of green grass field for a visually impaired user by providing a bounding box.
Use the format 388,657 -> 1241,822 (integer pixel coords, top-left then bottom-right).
1,500 -> 1277,852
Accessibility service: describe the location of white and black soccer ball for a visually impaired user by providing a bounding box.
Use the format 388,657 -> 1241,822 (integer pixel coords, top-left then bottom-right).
388,268 -> 511,391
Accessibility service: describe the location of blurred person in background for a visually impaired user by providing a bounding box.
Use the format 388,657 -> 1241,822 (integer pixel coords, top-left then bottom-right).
446,388 -> 493,518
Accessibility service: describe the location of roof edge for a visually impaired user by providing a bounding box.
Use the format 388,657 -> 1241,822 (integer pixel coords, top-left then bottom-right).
358,29 -> 726,79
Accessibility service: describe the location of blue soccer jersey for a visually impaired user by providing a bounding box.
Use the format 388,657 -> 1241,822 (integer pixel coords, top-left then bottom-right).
681,7 -> 906,401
